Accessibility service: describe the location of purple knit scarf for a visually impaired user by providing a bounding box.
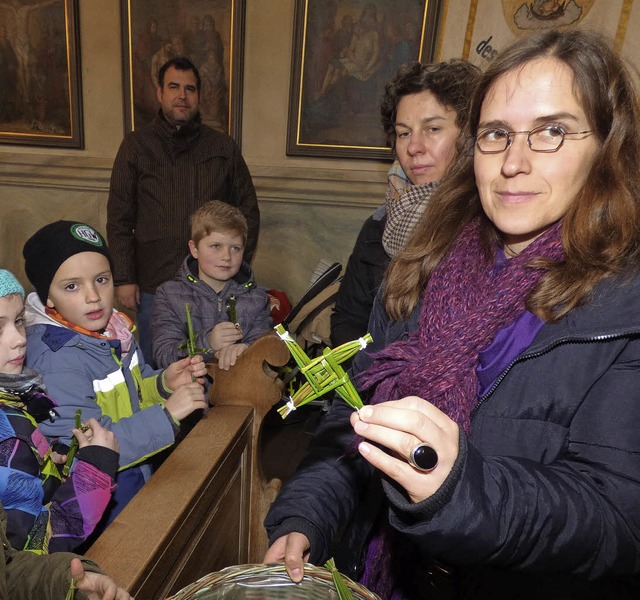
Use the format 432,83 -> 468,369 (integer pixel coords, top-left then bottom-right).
358,217 -> 564,434
357,218 -> 564,599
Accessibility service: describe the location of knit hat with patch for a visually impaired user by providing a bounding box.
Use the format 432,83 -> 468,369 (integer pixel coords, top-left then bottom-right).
23,221 -> 113,304
0,270 -> 24,300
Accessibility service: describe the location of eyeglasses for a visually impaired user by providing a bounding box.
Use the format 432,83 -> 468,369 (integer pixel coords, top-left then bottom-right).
474,124 -> 594,154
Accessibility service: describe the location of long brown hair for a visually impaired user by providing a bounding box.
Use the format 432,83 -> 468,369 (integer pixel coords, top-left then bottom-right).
384,29 -> 640,322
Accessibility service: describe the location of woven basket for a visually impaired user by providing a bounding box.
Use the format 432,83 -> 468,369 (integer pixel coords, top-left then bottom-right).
167,563 -> 380,600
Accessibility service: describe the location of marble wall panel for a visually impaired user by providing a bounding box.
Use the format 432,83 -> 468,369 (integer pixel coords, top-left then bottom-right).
0,154 -> 385,305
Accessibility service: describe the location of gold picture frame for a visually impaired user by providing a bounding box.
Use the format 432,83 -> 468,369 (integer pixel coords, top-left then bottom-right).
121,0 -> 246,141
287,0 -> 444,160
0,0 -> 83,148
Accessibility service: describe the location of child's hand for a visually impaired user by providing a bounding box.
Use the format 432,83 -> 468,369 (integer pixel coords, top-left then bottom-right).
50,451 -> 67,465
164,382 -> 207,421
164,355 -> 207,390
73,418 -> 120,453
207,322 -> 243,352
216,343 -> 249,370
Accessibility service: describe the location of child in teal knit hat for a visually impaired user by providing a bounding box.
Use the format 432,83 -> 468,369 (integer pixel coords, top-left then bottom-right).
0,269 -> 120,554
0,269 -> 24,299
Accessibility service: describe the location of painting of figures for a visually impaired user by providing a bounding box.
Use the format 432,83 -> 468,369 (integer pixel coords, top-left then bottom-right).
0,0 -> 82,148
287,0 -> 442,159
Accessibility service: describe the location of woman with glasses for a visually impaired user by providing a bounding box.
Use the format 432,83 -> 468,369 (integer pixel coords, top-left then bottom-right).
265,29 -> 640,599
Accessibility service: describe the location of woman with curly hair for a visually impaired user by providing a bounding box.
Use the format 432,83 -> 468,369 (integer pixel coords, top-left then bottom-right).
331,59 -> 480,349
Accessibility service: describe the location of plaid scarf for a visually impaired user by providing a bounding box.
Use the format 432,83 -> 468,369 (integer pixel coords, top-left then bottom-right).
382,161 -> 439,258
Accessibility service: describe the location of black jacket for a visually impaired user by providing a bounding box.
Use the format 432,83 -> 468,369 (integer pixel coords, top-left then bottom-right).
331,209 -> 389,348
265,273 -> 640,599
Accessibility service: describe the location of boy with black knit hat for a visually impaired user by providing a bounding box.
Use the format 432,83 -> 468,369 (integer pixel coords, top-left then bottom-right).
22,221 -> 208,526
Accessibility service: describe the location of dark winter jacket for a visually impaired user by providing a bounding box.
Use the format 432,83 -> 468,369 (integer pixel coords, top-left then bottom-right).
331,207 -> 389,348
151,255 -> 273,368
265,273 -> 640,598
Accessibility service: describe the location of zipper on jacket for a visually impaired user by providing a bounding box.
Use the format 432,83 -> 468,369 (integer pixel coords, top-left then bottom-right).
110,347 -> 123,368
474,330 -> 640,417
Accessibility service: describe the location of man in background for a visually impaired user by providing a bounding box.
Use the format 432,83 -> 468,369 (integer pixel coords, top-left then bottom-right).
107,56 -> 259,366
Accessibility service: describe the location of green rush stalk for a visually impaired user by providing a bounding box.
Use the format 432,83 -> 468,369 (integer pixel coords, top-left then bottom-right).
62,409 -> 82,477
186,303 -> 196,381
185,303 -> 196,357
65,577 -> 77,600
226,294 -> 238,328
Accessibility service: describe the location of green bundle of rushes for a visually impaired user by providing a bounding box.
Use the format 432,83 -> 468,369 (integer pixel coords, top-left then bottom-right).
275,324 -> 372,417
65,579 -> 77,600
179,300 -> 238,360
63,410 -> 83,600
325,558 -> 356,600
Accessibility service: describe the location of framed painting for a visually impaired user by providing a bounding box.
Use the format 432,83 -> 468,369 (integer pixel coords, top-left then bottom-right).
437,0 -> 640,69
121,0 -> 246,141
0,0 -> 83,148
286,0 -> 444,160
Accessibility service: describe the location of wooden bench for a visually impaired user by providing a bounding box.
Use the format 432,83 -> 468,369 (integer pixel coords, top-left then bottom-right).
86,334 -> 291,599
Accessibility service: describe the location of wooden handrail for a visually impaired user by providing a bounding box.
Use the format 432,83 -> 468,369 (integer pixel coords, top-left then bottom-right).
86,405 -> 254,599
85,333 -> 291,598
207,332 -> 291,562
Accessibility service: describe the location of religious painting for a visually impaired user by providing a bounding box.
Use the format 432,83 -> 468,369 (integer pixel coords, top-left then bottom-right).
121,0 -> 246,141
287,0 -> 444,160
0,0 -> 83,148
437,0 -> 640,71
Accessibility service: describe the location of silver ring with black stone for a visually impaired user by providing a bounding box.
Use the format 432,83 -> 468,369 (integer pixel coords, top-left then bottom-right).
408,443 -> 438,472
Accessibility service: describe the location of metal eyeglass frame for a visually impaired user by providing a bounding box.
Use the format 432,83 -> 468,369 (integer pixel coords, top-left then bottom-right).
473,125 -> 594,154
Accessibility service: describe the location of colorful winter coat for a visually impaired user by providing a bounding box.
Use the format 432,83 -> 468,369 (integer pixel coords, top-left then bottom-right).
24,293 -> 177,476
0,374 -> 117,554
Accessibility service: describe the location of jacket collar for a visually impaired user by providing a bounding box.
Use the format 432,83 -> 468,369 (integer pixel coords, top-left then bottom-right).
41,325 -> 77,352
154,109 -> 202,139
182,254 -> 255,290
525,271 -> 640,355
